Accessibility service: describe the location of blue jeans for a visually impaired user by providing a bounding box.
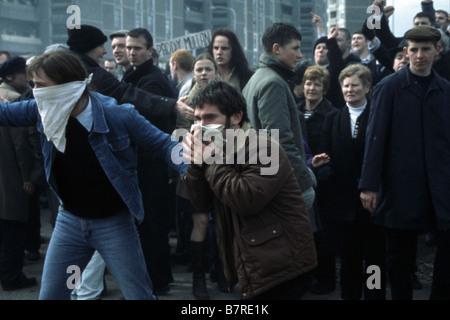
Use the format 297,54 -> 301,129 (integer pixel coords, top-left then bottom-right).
39,208 -> 156,300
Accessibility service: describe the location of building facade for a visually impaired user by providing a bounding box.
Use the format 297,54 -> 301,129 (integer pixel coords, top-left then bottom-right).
327,0 -> 373,35
0,0 -> 331,66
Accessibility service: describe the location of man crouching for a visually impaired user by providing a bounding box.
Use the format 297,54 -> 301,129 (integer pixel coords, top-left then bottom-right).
181,80 -> 317,300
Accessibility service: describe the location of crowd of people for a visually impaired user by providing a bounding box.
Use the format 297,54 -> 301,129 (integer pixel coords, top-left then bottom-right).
0,0 -> 449,300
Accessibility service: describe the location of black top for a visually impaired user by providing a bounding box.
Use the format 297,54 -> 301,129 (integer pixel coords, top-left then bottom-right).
53,117 -> 127,219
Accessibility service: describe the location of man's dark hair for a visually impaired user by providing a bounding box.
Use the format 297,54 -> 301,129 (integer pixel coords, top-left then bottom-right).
414,12 -> 434,25
0,51 -> 12,60
192,80 -> 249,126
352,30 -> 367,40
338,28 -> 351,41
128,28 -> 154,49
435,10 -> 448,18
262,23 -> 302,53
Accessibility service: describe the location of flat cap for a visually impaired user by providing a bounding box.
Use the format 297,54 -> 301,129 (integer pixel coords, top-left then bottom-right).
404,25 -> 441,42
0,56 -> 27,78
109,30 -> 129,40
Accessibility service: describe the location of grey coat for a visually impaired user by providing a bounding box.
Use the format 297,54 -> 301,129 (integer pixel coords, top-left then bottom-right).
243,53 -> 314,192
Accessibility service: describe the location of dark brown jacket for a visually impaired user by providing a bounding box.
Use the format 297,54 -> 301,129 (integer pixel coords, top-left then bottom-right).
185,124 -> 317,299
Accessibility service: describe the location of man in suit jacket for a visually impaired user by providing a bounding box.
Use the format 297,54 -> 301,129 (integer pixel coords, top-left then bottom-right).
359,26 -> 450,300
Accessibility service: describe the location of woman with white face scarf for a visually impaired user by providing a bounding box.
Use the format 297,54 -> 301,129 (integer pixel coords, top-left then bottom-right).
0,50 -> 188,300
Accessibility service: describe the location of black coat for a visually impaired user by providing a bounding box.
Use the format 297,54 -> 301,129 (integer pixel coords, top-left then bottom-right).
316,103 -> 371,223
123,59 -> 177,134
121,59 -> 177,288
359,66 -> 450,230
76,53 -> 177,121
298,98 -> 337,155
433,51 -> 450,82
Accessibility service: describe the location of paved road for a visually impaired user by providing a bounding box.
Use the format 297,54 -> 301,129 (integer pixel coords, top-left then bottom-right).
0,208 -> 435,301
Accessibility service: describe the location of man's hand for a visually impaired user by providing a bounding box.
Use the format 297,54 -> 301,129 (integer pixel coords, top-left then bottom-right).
175,97 -> 195,121
311,12 -> 323,28
0,95 -> 9,103
312,153 -> 330,168
23,181 -> 35,195
181,125 -> 206,167
372,0 -> 385,10
328,25 -> 339,39
311,12 -> 325,35
360,190 -> 377,213
384,6 -> 395,19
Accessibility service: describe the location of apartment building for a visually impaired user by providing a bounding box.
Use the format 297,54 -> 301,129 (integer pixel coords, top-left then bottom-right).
0,0 -> 329,65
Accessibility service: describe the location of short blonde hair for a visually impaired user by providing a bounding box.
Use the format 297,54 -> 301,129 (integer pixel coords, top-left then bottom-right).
338,64 -> 372,88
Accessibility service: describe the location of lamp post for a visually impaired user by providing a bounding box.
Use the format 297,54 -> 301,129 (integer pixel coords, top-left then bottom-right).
210,5 -> 237,31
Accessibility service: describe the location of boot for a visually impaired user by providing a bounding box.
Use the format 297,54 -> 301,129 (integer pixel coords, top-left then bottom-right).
190,241 -> 210,300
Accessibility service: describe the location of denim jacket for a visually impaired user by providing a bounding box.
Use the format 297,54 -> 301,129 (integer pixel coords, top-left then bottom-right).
0,92 -> 187,223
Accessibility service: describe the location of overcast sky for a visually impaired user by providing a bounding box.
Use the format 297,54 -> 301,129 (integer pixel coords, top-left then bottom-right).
386,0 -> 450,35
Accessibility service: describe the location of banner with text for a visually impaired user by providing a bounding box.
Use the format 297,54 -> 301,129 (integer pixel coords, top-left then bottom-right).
155,30 -> 212,58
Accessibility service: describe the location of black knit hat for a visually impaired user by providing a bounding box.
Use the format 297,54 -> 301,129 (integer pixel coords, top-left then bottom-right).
0,56 -> 27,78
67,25 -> 108,54
313,36 -> 328,54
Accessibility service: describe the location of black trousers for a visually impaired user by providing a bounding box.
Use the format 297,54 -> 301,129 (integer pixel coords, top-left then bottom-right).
0,219 -> 27,283
336,221 -> 386,300
138,160 -> 176,290
25,188 -> 41,253
430,230 -> 450,300
384,228 -> 420,300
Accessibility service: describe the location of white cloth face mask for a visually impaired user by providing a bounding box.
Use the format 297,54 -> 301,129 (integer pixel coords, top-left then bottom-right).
33,77 -> 90,153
